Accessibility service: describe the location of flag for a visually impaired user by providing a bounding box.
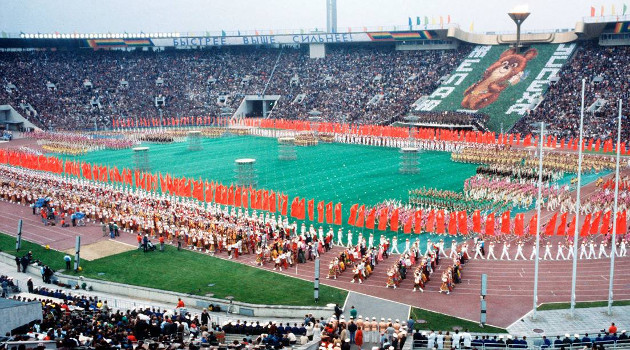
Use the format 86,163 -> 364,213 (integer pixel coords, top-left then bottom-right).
448,212 -> 457,235
390,208 -> 399,232
378,208 -> 389,231
404,215 -> 413,234
439,16 -> 444,28
617,210 -> 627,235
221,30 -> 226,36
580,213 -> 592,237
424,16 -> 429,28
308,199 -> 314,221
436,210 -> 445,234
601,5 -> 605,16
366,207 -> 376,230
326,202 -> 333,224
355,205 -> 365,228
291,197 -> 299,218
414,210 -> 423,234
514,213 -> 524,236
447,15 -> 451,24
591,6 -> 596,16
469,21 -> 474,32
408,17 -> 412,27
624,4 -> 628,15
545,213 -> 558,236
501,211 -> 511,234
334,203 -> 342,225
612,4 -> 616,14
472,210 -> 481,233
426,210 -> 435,232
348,204 -> 359,226
529,214 -> 538,235
568,216 -> 577,236
600,211 -> 611,234
485,213 -> 495,236
590,211 -> 601,235
458,211 -> 468,235
557,213 -> 568,235
317,201 -> 325,223
416,16 -> 421,25
281,194 -> 288,216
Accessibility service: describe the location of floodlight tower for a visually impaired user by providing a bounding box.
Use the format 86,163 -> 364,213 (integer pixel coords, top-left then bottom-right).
327,0 -> 337,33
508,5 -> 530,54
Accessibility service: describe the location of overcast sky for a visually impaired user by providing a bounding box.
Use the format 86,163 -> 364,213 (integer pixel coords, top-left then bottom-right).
0,0 -> 626,35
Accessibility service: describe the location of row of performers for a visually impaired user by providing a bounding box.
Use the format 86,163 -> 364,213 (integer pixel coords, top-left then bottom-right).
386,243 -> 466,294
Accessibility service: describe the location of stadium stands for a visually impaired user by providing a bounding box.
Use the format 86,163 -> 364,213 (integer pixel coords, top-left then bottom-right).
0,46 -> 469,131
512,43 -> 630,141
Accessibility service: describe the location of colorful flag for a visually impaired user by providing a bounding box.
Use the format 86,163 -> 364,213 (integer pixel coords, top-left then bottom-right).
378,208 -> 389,231
514,213 -> 524,236
390,208 -> 399,232
308,199 -> 314,221
457,211 -> 467,235
414,210 -> 423,234
600,211 -> 611,234
485,213 -> 495,236
334,203 -> 342,225
529,214 -> 538,236
545,213 -> 558,236
317,201 -> 325,223
448,212 -> 457,235
590,211 -> 601,235
501,211 -> 511,234
436,210 -> 445,234
557,213 -> 568,235
580,213 -> 592,237
355,205 -> 365,228
348,204 -> 359,226
591,6 -> 596,16
366,207 -> 376,230
426,210 -> 435,233
472,210 -> 481,233
326,202 -> 333,224
404,215 -> 413,234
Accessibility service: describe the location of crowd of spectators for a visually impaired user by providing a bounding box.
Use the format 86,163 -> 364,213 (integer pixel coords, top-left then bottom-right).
0,45 -> 468,131
512,43 -> 630,141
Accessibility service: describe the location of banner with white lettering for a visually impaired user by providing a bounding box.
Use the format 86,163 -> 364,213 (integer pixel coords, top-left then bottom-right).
415,44 -> 575,132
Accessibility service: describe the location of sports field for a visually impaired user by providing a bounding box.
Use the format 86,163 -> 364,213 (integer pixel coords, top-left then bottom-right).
60,135 -> 479,244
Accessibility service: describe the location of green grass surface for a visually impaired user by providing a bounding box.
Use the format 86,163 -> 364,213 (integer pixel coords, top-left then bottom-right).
410,307 -> 506,333
0,233 -> 347,306
0,234 -> 68,271
538,300 -> 630,311
55,135 -> 479,248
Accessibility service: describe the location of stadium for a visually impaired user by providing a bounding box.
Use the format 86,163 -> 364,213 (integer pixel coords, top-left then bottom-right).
0,0 -> 629,349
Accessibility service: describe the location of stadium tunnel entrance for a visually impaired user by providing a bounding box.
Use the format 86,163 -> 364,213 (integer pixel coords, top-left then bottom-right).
235,95 -> 281,118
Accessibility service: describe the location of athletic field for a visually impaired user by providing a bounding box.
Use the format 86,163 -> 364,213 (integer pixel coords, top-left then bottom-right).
61,135 -> 478,245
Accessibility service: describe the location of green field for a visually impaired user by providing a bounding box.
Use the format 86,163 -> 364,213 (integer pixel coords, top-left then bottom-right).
410,307 -> 506,333
538,300 -> 630,311
0,232 -> 347,306
57,135 -> 479,248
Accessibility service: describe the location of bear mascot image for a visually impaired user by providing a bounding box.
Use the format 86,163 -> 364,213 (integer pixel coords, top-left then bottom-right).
461,47 -> 537,110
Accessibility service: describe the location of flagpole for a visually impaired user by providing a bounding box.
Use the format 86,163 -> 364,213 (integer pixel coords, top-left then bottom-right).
532,122 -> 544,320
607,99 -> 623,316
570,79 -> 586,317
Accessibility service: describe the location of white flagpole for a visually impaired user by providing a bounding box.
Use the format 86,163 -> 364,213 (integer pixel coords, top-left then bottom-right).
532,122 -> 544,320
570,79 -> 586,317
608,99 -> 623,315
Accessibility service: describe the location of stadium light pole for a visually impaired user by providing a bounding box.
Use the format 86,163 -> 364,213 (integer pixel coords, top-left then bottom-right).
607,99 -> 623,316
570,79 -> 586,317
508,6 -> 530,54
532,122 -> 544,320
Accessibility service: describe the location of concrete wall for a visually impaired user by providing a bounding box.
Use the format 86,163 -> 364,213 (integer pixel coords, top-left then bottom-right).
0,252 -> 334,318
0,300 -> 42,335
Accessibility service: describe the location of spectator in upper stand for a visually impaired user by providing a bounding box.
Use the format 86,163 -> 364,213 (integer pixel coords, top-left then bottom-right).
582,333 -> 592,345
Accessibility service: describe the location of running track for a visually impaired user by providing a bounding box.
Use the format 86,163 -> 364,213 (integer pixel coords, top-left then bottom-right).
1,139 -> 629,328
